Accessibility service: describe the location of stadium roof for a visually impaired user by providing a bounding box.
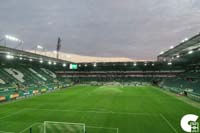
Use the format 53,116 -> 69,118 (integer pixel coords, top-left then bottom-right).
0,45 -> 72,64
158,33 -> 200,59
28,50 -> 154,63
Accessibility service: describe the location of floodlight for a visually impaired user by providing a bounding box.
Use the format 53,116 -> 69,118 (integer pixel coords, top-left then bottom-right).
19,57 -> 23,60
170,46 -> 174,49
5,35 -> 21,42
53,62 -> 57,65
152,63 -> 155,66
168,62 -> 172,65
37,45 -> 43,49
29,58 -> 33,62
93,63 -> 97,67
188,50 -> 193,54
84,64 -> 87,67
181,38 -> 189,43
6,54 -> 14,59
48,61 -> 52,65
133,63 -> 137,66
39,60 -> 43,63
63,63 -> 66,67
176,55 -> 180,58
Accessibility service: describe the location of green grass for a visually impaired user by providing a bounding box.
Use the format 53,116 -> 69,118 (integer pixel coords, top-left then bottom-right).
0,85 -> 199,133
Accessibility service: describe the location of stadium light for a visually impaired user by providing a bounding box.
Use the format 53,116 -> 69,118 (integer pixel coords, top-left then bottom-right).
39,60 -> 43,63
93,63 -> 97,67
5,35 -> 21,42
152,63 -> 155,66
6,54 -> 14,59
48,61 -> 52,65
181,37 -> 189,43
19,57 -> 23,60
37,45 -> 43,49
168,62 -> 172,65
53,62 -> 57,65
63,63 -> 66,67
133,63 -> 137,66
176,55 -> 180,58
84,64 -> 87,67
188,50 -> 193,54
29,58 -> 33,62
170,46 -> 174,49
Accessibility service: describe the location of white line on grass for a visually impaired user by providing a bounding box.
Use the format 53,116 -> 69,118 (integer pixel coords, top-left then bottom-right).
159,113 -> 178,133
0,131 -> 15,133
86,125 -> 118,130
0,109 -> 26,120
19,123 -> 41,133
26,108 -> 155,116
86,125 -> 119,132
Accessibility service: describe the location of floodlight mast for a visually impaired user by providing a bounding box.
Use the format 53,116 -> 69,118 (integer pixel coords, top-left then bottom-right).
1,35 -> 23,49
56,37 -> 61,60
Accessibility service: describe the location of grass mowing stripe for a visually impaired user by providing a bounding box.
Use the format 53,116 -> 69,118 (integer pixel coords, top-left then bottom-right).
26,108 -> 156,116
159,113 -> 178,133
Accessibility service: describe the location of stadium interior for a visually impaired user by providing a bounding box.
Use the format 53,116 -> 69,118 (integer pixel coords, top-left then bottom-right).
1,33 -> 200,103
0,33 -> 200,133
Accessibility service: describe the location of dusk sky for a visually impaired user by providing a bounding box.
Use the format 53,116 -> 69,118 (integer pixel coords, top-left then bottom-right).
0,0 -> 200,60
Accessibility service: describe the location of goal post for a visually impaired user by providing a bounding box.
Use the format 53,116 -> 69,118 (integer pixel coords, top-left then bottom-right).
19,121 -> 119,133
44,121 -> 86,133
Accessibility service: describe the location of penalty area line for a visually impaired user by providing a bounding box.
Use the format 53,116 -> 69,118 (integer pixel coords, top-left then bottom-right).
26,108 -> 155,116
159,113 -> 178,133
0,109 -> 27,120
86,125 -> 119,133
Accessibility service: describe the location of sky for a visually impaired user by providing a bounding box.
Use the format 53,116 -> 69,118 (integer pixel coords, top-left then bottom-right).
0,0 -> 200,60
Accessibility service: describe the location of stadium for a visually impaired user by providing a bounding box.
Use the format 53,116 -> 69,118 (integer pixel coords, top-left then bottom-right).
1,1 -> 200,133
0,33 -> 199,133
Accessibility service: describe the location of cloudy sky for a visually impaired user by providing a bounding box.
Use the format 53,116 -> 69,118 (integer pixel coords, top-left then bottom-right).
0,0 -> 200,60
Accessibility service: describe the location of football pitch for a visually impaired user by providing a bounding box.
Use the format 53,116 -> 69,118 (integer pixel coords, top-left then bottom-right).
0,85 -> 199,133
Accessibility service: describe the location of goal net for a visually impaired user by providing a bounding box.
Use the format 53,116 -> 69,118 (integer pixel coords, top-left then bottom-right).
20,121 -> 85,133
20,121 -> 118,133
44,121 -> 85,133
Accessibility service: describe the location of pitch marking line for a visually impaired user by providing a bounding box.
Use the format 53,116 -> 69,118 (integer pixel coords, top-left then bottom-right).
159,113 -> 178,133
26,108 -> 155,116
0,131 -> 15,133
19,123 -> 41,133
0,109 -> 27,120
86,126 -> 119,133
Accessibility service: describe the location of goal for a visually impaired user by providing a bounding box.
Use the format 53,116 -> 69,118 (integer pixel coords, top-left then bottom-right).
20,121 -> 86,133
20,121 -> 119,133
